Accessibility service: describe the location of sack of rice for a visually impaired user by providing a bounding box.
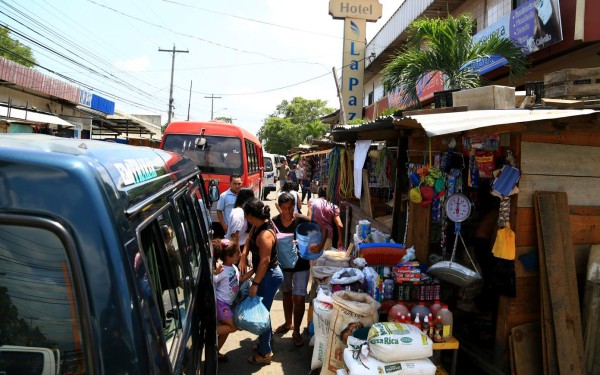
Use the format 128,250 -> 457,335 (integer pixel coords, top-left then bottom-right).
367,322 -> 433,362
343,346 -> 436,375
311,289 -> 334,370
321,291 -> 379,375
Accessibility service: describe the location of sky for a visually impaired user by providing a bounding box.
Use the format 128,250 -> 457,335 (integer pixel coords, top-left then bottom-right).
3,0 -> 405,137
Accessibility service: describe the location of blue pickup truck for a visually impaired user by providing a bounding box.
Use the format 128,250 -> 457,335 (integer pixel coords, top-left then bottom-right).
0,135 -> 217,374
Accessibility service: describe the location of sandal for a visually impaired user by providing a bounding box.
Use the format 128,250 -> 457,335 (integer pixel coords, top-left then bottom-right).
274,324 -> 292,334
248,352 -> 272,365
218,353 -> 229,363
292,333 -> 304,347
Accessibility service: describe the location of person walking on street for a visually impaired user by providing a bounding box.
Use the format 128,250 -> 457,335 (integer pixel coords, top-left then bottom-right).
224,187 -> 255,248
272,192 -> 326,347
278,160 -> 290,189
217,174 -> 243,235
239,198 -> 283,365
298,159 -> 312,204
275,181 -> 301,215
307,187 -> 344,250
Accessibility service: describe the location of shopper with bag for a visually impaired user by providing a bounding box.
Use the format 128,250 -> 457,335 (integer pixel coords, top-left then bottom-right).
307,187 -> 344,250
239,198 -> 283,365
212,238 -> 253,362
272,192 -> 326,347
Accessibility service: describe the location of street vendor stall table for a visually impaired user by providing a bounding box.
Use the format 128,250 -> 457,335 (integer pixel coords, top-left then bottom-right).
433,336 -> 459,375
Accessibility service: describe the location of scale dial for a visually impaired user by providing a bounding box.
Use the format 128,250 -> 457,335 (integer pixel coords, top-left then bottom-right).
445,193 -> 472,222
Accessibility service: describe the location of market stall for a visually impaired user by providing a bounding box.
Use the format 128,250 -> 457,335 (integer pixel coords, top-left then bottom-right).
327,105 -> 600,374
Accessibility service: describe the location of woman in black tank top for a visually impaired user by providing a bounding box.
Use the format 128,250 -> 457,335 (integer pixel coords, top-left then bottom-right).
239,198 -> 283,365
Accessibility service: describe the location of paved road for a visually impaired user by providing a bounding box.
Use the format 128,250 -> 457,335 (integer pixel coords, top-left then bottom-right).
217,191 -> 315,375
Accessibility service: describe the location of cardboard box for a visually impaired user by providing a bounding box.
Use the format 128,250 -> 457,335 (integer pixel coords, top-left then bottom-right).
452,85 -> 516,110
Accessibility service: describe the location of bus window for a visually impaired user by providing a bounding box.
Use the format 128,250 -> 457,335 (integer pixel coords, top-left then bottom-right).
162,134 -> 242,175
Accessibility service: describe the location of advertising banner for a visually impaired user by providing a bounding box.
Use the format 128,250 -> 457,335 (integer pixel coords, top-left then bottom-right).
465,0 -> 563,75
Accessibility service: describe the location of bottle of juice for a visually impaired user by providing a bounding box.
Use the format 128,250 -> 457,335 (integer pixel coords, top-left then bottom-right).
388,302 -> 410,322
410,301 -> 431,318
430,300 -> 442,319
438,304 -> 453,341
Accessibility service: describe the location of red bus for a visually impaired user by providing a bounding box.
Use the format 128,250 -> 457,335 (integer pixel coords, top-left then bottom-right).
160,120 -> 263,225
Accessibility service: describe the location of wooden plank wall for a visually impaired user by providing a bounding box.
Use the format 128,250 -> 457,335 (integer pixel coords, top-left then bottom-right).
495,133 -> 600,367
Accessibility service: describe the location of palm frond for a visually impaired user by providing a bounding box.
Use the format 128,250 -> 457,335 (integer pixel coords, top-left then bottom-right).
381,14 -> 530,108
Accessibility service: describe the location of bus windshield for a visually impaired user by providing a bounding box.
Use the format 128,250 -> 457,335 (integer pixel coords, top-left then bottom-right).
162,134 -> 243,175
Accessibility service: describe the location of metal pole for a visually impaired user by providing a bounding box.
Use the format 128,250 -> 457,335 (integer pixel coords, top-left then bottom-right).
332,67 -> 347,126
159,45 -> 189,124
187,80 -> 192,121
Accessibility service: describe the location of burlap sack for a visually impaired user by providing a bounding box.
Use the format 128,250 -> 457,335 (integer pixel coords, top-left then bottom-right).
321,291 -> 379,375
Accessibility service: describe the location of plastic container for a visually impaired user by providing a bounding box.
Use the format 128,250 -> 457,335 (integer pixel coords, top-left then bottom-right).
388,302 -> 410,322
410,302 -> 431,318
430,300 -> 442,319
296,222 -> 323,260
438,305 -> 453,341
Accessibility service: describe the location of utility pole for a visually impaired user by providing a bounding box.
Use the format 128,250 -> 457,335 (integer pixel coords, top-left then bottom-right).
159,45 -> 189,125
204,94 -> 221,120
187,80 -> 192,121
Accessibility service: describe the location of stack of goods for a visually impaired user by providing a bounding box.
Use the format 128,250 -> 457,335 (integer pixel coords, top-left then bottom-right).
321,291 -> 380,375
343,322 -> 436,375
387,300 -> 454,343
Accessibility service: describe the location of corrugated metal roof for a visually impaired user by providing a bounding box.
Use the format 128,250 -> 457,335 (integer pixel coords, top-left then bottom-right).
397,109 -> 598,136
331,109 -> 599,141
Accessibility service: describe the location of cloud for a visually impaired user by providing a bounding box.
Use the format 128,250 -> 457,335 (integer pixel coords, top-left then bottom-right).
113,56 -> 151,72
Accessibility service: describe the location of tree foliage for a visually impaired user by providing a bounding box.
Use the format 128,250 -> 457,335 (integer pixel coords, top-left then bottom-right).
382,14 -> 529,108
0,26 -> 36,67
258,97 -> 333,155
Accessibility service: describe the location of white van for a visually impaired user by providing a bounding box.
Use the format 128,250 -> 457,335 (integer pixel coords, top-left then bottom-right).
262,152 -> 277,200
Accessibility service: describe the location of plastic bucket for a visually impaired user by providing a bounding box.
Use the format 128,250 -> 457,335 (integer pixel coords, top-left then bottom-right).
296,222 -> 323,260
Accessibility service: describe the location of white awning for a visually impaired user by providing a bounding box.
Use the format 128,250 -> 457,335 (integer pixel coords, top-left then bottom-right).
398,109 -> 598,137
0,104 -> 74,127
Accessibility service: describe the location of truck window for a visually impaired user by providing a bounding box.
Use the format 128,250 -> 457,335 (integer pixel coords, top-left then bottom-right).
138,207 -> 193,363
0,223 -> 86,375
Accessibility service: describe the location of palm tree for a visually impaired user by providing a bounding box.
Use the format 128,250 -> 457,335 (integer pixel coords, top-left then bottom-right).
382,14 -> 529,108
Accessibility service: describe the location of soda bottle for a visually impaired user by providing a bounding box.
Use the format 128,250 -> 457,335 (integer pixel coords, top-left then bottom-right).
414,313 -> 421,330
422,315 -> 430,337
433,316 -> 444,343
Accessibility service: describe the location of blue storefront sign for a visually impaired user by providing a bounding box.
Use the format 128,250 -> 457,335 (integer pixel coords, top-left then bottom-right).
465,0 -> 563,75
91,94 -> 115,115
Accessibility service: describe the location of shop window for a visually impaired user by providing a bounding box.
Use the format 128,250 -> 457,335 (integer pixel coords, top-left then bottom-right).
368,91 -> 374,106
0,223 -> 87,375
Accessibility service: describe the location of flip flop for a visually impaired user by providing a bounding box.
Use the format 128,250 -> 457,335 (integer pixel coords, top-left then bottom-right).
274,325 -> 292,334
248,353 -> 272,365
292,333 -> 304,347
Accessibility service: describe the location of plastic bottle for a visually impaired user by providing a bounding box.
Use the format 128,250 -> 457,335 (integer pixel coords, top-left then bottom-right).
410,301 -> 431,319
430,300 -> 442,319
413,313 -> 421,330
406,313 -> 412,325
383,279 -> 395,300
422,315 -> 430,337
438,304 -> 453,341
388,302 -> 410,322
433,316 -> 444,343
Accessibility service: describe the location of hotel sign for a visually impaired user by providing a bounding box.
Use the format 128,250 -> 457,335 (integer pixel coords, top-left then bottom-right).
330,0 -> 382,123
329,0 -> 382,21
